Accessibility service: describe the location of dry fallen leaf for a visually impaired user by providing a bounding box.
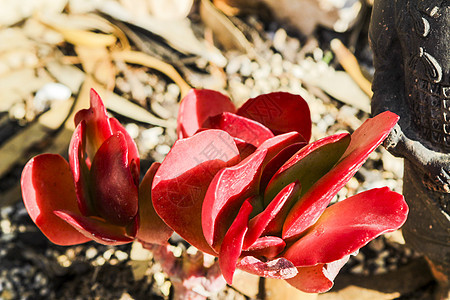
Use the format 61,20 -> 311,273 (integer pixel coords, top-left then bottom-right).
0,68 -> 54,112
200,0 -> 255,55
0,99 -> 73,178
112,50 -> 191,98
99,88 -> 174,128
100,0 -> 227,67
330,38 -> 372,97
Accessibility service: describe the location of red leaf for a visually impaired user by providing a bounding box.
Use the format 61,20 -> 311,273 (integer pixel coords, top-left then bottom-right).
219,200 -> 253,284
203,112 -> 274,147
90,132 -> 138,226
152,130 -> 240,254
202,149 -> 267,251
265,133 -> 350,206
74,89 -> 113,160
283,112 -> 399,240
136,163 -> 173,244
69,121 -> 94,216
257,132 -> 307,191
54,210 -> 134,245
257,132 -> 306,165
259,142 -> 306,194
237,256 -> 298,279
237,92 -> 312,142
242,236 -> 286,258
286,255 -> 350,293
243,182 -> 300,249
21,154 -> 90,245
109,117 -> 140,173
177,89 -> 236,139
283,187 -> 408,266
233,137 -> 257,160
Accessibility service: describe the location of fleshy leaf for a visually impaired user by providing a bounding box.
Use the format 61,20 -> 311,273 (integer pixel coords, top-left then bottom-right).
109,117 -> 140,172
243,182 -> 300,249
242,236 -> 286,258
21,154 -> 90,245
237,256 -> 298,279
237,92 -> 312,141
285,255 -> 350,293
54,210 -> 134,245
152,130 -> 240,254
69,121 -> 94,216
257,132 -> 306,165
219,200 -> 253,285
137,162 -> 173,245
259,142 -> 305,194
74,89 -> 113,160
177,89 -> 236,138
283,187 -> 408,266
283,112 -> 399,240
233,137 -> 257,160
202,149 -> 267,251
203,112 -> 274,147
265,133 -> 350,206
90,132 -> 138,226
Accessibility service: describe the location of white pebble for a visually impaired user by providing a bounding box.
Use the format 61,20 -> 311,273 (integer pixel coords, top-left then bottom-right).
156,144 -> 171,155
103,249 -> 114,260
85,248 -> 98,260
125,123 -> 140,140
115,250 -> 128,261
34,83 -> 71,112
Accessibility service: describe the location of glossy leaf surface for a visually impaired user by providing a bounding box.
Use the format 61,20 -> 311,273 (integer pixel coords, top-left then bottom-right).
177,89 -> 236,138
283,112 -> 399,239
54,210 -> 134,245
243,182 -> 300,249
74,89 -> 113,160
265,133 -> 350,205
137,162 -> 174,245
283,188 -> 408,266
219,200 -> 252,284
242,236 -> 286,258
203,112 -> 274,147
202,149 -> 267,250
237,256 -> 298,279
21,154 -> 90,245
152,130 -> 239,254
69,121 -> 93,216
237,92 -> 312,141
286,255 -> 350,293
90,132 -> 138,226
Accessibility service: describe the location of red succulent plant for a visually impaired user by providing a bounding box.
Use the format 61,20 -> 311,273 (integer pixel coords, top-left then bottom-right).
21,89 -> 172,246
151,89 -> 408,293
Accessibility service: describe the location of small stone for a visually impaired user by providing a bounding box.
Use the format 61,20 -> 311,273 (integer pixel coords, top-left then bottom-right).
125,123 -> 140,140
273,28 -> 287,52
239,57 -> 252,77
115,250 -> 128,261
0,220 -> 11,234
369,238 -> 385,252
140,127 -> 164,150
167,83 -> 180,98
95,256 -> 106,266
85,248 -> 98,260
156,144 -> 171,155
226,57 -> 242,75
161,281 -> 171,296
103,249 -> 114,260
154,272 -> 166,286
351,264 -> 364,274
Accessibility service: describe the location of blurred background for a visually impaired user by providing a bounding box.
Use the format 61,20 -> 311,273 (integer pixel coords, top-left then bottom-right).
0,0 -> 437,299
